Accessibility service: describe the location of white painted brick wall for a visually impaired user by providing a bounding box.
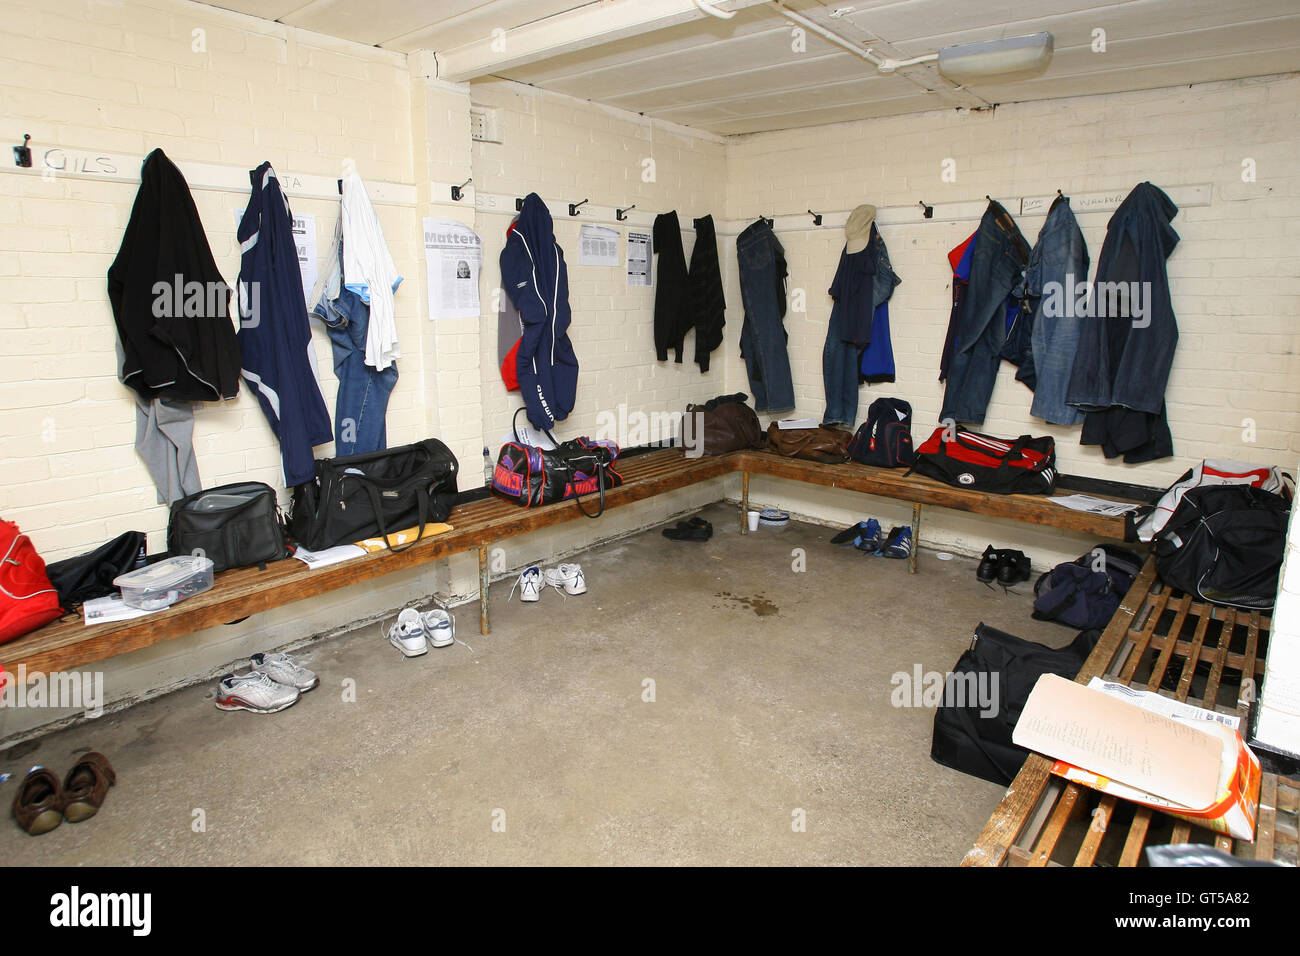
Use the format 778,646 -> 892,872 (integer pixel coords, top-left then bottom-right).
721,75 -> 1300,566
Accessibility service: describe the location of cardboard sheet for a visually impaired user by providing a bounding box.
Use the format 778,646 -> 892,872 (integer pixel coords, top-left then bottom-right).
1013,674 -> 1222,810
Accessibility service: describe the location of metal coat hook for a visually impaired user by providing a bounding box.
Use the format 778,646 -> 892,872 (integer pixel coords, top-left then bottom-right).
568,197 -> 589,217
515,197 -> 524,212
918,200 -> 934,219
616,203 -> 636,222
13,133 -> 31,168
808,209 -> 822,226
451,177 -> 472,202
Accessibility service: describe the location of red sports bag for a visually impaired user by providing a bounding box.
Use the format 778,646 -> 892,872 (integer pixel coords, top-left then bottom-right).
0,519 -> 62,644
909,426 -> 1057,495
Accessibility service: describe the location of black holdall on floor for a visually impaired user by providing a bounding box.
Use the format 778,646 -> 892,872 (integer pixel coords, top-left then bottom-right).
168,482 -> 288,572
847,397 -> 914,468
930,623 -> 1101,786
290,439 -> 459,552
1153,484 -> 1290,609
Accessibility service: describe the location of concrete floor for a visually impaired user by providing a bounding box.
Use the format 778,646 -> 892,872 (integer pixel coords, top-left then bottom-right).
0,503 -> 1079,866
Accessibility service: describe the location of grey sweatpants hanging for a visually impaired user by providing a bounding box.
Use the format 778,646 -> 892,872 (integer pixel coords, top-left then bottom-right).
134,394 -> 202,504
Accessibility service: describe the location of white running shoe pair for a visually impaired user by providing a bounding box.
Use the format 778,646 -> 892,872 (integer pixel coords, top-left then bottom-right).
387,606 -> 455,658
511,563 -> 587,603
215,652 -> 318,714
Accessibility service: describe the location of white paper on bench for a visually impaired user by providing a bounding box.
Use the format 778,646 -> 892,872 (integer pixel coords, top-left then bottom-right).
83,594 -> 155,625
1048,494 -> 1138,516
293,545 -> 367,569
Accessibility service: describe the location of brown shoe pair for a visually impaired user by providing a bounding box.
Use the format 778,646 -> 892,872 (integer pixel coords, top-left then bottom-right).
11,752 -> 116,835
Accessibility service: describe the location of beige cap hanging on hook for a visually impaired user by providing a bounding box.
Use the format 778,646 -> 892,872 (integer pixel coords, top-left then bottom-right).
845,203 -> 877,254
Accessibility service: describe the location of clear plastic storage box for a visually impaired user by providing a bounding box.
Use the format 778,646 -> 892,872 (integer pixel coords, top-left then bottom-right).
113,554 -> 215,611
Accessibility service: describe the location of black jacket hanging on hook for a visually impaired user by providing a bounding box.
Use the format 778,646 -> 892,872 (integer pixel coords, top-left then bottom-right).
108,148 -> 241,402
686,214 -> 725,372
652,211 -> 690,362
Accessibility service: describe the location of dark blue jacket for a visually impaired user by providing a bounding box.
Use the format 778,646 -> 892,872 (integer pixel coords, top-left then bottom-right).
501,194 -> 579,430
1067,182 -> 1179,415
237,162 -> 332,486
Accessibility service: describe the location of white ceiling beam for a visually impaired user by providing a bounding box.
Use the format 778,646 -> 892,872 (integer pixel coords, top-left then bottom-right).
433,0 -> 775,82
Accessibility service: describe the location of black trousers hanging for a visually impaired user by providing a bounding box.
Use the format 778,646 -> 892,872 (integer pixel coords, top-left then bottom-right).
686,214 -> 725,372
653,211 -> 689,362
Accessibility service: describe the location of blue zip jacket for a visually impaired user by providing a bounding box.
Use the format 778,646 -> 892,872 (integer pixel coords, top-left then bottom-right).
237,162 -> 332,486
501,193 -> 579,430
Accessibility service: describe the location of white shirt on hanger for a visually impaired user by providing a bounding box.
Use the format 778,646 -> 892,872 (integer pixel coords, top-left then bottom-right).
340,172 -> 402,371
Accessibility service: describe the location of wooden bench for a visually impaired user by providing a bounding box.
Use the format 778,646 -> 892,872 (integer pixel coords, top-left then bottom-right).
1,449 -> 733,677
732,450 -> 1134,573
1,446 -> 1136,680
963,557 -> 1298,867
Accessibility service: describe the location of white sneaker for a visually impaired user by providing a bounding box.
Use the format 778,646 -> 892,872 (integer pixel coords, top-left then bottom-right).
388,608 -> 428,657
421,608 -> 454,648
249,652 -> 318,692
215,671 -> 300,714
543,563 -> 587,596
510,566 -> 543,603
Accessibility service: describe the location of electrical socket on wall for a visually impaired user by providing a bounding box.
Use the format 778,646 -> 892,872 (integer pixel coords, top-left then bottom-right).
470,106 -> 502,143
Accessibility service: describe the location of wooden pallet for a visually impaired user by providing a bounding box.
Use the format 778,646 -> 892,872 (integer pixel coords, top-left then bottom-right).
964,558 -> 1298,867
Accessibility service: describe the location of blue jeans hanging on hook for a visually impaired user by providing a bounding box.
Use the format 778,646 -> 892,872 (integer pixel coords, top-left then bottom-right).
736,219 -> 795,413
312,239 -> 399,457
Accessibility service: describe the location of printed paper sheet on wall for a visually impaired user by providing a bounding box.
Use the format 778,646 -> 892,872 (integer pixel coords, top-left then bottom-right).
424,217 -> 481,320
578,224 -> 620,267
627,231 -> 651,287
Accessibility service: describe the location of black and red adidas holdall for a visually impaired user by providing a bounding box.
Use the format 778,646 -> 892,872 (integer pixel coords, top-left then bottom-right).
909,426 -> 1057,495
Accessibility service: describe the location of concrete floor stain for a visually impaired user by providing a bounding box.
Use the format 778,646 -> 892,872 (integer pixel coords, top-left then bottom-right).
714,591 -> 779,616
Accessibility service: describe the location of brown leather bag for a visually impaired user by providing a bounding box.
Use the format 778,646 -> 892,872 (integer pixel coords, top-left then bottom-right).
765,422 -> 852,463
684,396 -> 763,457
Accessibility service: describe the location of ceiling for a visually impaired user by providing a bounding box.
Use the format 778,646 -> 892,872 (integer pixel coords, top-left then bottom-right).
199,0 -> 1300,135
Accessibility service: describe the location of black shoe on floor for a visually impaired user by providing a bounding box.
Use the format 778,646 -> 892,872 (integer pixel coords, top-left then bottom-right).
663,516 -> 712,541
976,545 -> 1002,582
996,550 -> 1031,586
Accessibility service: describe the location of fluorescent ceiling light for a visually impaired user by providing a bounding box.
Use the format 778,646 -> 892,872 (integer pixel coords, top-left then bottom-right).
936,32 -> 1054,84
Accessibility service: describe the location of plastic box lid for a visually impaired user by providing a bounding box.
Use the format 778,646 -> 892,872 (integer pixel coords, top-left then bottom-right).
114,554 -> 214,590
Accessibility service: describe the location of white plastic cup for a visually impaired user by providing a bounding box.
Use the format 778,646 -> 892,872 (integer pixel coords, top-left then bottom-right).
747,510 -> 760,532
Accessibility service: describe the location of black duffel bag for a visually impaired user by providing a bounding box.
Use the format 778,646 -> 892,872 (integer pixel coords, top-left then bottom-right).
930,623 -> 1100,785
45,530 -> 148,610
290,439 -> 459,552
1154,484 -> 1290,609
168,482 -> 288,572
